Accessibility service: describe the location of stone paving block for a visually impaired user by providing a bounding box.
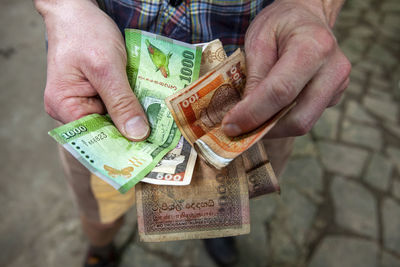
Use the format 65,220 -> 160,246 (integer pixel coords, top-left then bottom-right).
331,176 -> 378,238
363,95 -> 398,123
291,134 -> 318,157
356,60 -> 383,73
236,198 -> 271,267
368,89 -> 393,101
381,28 -> 400,43
250,196 -> 278,223
119,243 -> 172,267
349,66 -> 368,83
341,120 -> 383,150
370,75 -> 392,91
368,44 -> 398,68
346,82 -> 364,95
341,38 -> 364,63
345,100 -> 376,124
281,157 -> 324,199
237,196 -> 276,266
384,123 -> 400,139
383,198 -> 400,253
281,188 -> 318,245
380,251 -> 400,267
364,153 -> 393,191
318,141 -> 369,177
336,9 -> 361,27
364,10 -> 381,26
308,236 -> 378,267
142,240 -> 188,258
187,240 -> 218,267
349,25 -> 374,38
387,147 -> 400,174
312,108 -> 340,140
267,185 -> 320,265
383,14 -> 400,31
269,219 -> 302,266
382,1 -> 400,12
392,180 -> 400,200
345,0 -> 371,9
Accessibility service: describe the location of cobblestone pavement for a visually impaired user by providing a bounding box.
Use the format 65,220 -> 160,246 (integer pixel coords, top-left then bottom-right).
1,0 -> 399,267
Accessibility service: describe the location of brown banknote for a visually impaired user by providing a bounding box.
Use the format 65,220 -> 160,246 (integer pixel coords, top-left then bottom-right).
136,157 -> 250,242
166,50 -> 294,169
198,39 -> 227,76
241,141 -> 280,198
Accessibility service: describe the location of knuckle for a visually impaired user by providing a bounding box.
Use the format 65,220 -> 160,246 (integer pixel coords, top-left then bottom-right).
309,26 -> 336,57
43,88 -> 56,118
108,94 -> 138,116
269,78 -> 296,107
291,115 -> 314,136
63,98 -> 86,121
339,55 -> 352,79
245,108 -> 263,129
85,48 -> 111,77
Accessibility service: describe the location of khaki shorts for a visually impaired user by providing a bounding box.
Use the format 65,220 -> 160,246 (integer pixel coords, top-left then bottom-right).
59,138 -> 294,224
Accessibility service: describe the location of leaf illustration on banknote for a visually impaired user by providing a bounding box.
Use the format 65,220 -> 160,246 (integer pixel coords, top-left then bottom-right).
49,30 -> 202,193
166,50 -> 295,169
136,157 -> 250,242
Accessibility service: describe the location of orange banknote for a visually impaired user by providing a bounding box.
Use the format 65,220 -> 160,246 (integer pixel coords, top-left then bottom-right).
166,50 -> 294,169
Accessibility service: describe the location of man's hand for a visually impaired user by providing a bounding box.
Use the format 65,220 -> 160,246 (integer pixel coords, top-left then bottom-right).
222,0 -> 351,138
35,0 -> 150,141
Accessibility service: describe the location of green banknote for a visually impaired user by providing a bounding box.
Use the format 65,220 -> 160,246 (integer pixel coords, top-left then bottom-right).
49,30 -> 202,193
125,29 -> 201,145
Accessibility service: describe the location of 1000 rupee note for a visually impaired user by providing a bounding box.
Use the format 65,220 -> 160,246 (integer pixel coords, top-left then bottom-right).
140,39 -> 227,186
166,50 -> 294,169
136,157 -> 250,242
49,30 -> 202,193
125,29 -> 201,147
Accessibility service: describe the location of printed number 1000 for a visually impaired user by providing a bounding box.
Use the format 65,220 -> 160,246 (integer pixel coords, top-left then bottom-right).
179,50 -> 195,86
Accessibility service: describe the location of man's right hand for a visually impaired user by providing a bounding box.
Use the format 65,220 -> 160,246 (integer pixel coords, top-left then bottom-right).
34,0 -> 150,141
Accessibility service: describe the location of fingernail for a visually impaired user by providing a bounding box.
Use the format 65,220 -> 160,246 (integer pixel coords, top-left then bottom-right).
125,116 -> 149,140
222,123 -> 242,136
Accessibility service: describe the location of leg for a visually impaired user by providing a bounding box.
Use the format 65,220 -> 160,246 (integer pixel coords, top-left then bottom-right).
80,215 -> 124,247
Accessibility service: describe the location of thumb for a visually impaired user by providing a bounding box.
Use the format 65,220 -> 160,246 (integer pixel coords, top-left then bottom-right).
85,61 -> 150,141
222,37 -> 277,135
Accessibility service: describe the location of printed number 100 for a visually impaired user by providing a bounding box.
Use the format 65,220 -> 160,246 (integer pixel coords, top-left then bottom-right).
179,50 -> 194,86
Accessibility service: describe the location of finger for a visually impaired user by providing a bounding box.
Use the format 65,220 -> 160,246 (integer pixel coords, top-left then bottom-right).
327,77 -> 349,107
265,50 -> 351,138
83,57 -> 150,141
243,29 -> 277,97
60,97 -> 106,123
44,78 -> 105,123
222,27 -> 336,136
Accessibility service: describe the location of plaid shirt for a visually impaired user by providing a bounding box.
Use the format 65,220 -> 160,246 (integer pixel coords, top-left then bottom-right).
97,0 -> 274,54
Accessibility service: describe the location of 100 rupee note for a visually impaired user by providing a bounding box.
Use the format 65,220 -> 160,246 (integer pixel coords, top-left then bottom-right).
166,50 -> 294,169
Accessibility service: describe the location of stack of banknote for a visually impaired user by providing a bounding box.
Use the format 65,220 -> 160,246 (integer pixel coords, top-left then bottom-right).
49,30 -> 290,242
